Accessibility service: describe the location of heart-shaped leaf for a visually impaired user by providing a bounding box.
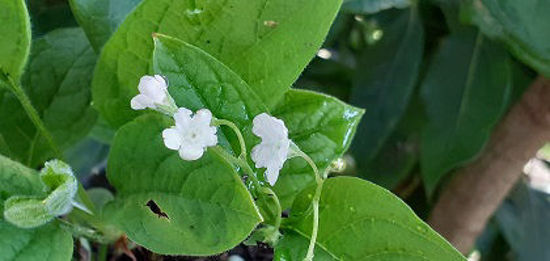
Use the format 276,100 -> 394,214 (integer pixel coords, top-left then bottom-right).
106,114 -> 262,255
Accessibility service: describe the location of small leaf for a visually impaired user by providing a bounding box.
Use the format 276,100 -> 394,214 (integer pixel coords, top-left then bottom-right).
272,89 -> 363,208
106,114 -> 262,255
39,160 -> 78,216
92,0 -> 343,127
342,0 -> 410,14
3,159 -> 78,228
276,177 -> 466,260
0,155 -> 73,260
0,0 -> 31,80
0,220 -> 73,261
0,28 -> 97,167
462,0 -> 550,77
3,196 -> 51,228
69,0 -> 142,51
420,29 -> 512,195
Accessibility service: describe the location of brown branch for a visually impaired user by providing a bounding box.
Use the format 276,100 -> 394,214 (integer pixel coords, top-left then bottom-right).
428,76 -> 550,253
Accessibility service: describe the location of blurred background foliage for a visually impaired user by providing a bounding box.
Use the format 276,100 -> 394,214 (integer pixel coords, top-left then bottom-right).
22,0 -> 549,260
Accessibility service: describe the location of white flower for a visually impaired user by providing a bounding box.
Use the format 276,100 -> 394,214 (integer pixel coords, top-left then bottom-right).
162,108 -> 218,160
251,113 -> 291,186
130,75 -> 177,114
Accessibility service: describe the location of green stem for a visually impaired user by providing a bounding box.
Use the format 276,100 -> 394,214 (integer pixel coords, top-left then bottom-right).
2,73 -> 62,159
213,118 -> 248,160
290,143 -> 323,261
305,180 -> 323,261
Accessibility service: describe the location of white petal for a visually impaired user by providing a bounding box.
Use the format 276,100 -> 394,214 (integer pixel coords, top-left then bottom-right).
193,109 -> 213,126
251,143 -> 270,169
252,113 -> 288,141
174,108 -> 193,129
178,145 -> 205,161
130,94 -> 154,110
265,165 -> 281,186
154,75 -> 167,87
138,75 -> 167,103
200,128 -> 218,147
162,127 -> 181,150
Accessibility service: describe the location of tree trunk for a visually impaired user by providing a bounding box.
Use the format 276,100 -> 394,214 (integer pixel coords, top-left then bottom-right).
428,76 -> 550,253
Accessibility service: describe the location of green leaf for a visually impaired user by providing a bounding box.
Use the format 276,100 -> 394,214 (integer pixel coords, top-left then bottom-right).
276,177 -> 466,260
342,0 -> 410,14
69,0 -> 142,51
0,155 -> 73,260
462,0 -> 550,77
105,113 -> 262,255
349,7 -> 423,176
0,28 -> 97,167
0,154 -> 43,204
420,30 -> 512,195
0,221 -> 73,261
0,0 -> 31,80
92,0 -> 343,127
272,89 -> 363,208
152,34 -> 267,156
3,195 -> 51,228
4,160 -> 78,228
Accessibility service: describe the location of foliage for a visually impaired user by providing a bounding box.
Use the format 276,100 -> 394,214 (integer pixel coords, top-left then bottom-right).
1,0 -> 547,259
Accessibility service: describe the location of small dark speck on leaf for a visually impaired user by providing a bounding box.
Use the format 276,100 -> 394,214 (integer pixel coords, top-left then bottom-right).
145,200 -> 170,220
206,40 -> 211,44
263,20 -> 278,28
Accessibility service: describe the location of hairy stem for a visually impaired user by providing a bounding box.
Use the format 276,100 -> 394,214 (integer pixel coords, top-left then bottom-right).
1,73 -> 62,159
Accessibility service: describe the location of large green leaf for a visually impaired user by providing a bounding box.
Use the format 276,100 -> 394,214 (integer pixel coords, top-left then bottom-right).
69,0 -> 142,51
462,0 -> 550,77
0,28 -> 97,167
0,221 -> 73,261
276,177 -> 465,260
420,30 -> 512,194
0,0 -> 31,80
342,0 -> 410,14
92,0 -> 343,128
105,114 -> 262,255
272,89 -> 363,208
349,7 -> 423,178
0,155 -> 73,261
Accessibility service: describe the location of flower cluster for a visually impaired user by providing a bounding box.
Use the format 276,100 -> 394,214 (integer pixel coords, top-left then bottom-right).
131,75 -> 293,185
